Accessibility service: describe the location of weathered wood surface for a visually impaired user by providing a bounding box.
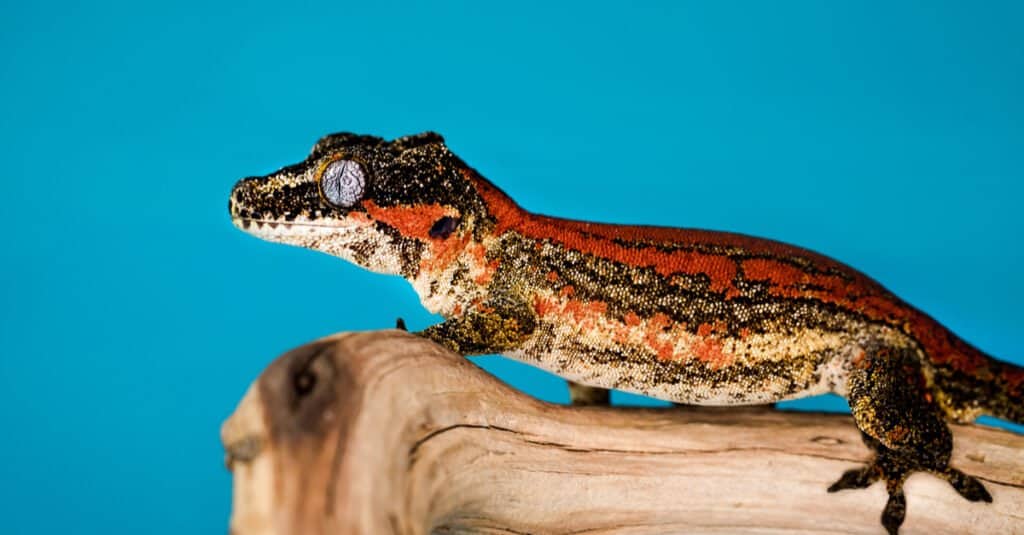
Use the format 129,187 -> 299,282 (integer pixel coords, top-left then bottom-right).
222,330 -> 1024,535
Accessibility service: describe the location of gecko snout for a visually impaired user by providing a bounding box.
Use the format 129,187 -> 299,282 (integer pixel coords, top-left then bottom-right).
228,168 -> 329,230
228,176 -> 264,221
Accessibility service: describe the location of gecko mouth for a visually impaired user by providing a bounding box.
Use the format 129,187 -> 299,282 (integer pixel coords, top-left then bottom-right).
230,216 -> 367,249
230,212 -> 402,273
232,217 -> 351,231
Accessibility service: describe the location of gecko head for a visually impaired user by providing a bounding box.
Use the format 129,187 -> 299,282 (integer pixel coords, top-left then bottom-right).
229,132 -> 493,277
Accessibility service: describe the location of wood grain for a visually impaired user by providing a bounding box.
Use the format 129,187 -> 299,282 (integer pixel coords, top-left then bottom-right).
221,330 -> 1024,535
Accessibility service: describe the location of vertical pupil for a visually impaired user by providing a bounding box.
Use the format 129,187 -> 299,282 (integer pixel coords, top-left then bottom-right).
323,159 -> 365,207
329,162 -> 348,197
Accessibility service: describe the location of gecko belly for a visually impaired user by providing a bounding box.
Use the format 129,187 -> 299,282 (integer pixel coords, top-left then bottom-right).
502,290 -> 890,405
506,326 -> 855,405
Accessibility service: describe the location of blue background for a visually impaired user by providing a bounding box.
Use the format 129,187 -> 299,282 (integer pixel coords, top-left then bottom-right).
2,2 -> 1021,533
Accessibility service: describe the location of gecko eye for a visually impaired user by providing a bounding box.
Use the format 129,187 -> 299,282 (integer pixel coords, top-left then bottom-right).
320,159 -> 366,208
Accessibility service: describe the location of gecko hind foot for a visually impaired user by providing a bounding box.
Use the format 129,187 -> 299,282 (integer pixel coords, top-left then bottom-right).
827,440 -> 991,534
827,456 -> 908,535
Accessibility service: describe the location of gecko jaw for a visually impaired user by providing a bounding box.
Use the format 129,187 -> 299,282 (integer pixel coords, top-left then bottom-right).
231,215 -> 365,247
232,215 -> 406,275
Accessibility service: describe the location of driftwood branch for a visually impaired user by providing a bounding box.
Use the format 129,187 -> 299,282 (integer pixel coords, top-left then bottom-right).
221,330 -> 1024,535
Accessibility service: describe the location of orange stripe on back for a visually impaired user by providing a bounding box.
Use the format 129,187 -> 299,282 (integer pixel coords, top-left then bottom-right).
466,168 -> 991,376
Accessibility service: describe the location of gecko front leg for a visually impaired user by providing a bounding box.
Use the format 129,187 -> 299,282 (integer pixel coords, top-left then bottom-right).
418,304 -> 610,406
418,306 -> 536,355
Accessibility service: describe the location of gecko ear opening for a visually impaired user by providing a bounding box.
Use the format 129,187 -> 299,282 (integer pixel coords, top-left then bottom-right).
391,132 -> 445,153
428,216 -> 460,239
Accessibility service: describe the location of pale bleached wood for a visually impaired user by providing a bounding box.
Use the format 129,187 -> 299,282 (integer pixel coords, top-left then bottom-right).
221,330 -> 1024,535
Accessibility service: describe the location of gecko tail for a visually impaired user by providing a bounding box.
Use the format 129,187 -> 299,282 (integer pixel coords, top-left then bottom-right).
933,350 -> 1024,425
985,359 -> 1024,425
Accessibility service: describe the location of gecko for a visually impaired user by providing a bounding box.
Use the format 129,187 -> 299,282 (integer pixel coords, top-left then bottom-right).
229,131 -> 1022,534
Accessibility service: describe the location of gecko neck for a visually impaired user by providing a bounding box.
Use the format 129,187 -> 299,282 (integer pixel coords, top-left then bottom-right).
399,235 -> 492,320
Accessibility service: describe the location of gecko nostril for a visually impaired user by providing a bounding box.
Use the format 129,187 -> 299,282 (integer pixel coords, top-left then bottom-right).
229,181 -> 249,217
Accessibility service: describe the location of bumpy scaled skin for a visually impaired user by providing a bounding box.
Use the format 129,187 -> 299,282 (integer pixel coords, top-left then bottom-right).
230,132 -> 1023,534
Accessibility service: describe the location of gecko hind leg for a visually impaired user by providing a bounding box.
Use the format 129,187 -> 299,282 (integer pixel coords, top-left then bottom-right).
828,346 -> 991,534
567,382 -> 610,406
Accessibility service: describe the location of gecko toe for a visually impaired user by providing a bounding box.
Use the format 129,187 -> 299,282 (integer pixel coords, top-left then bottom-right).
881,488 -> 907,535
942,468 -> 993,502
828,460 -> 910,533
828,465 -> 879,492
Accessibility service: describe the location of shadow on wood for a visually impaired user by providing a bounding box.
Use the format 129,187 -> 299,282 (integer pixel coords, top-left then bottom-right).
221,330 -> 1024,534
